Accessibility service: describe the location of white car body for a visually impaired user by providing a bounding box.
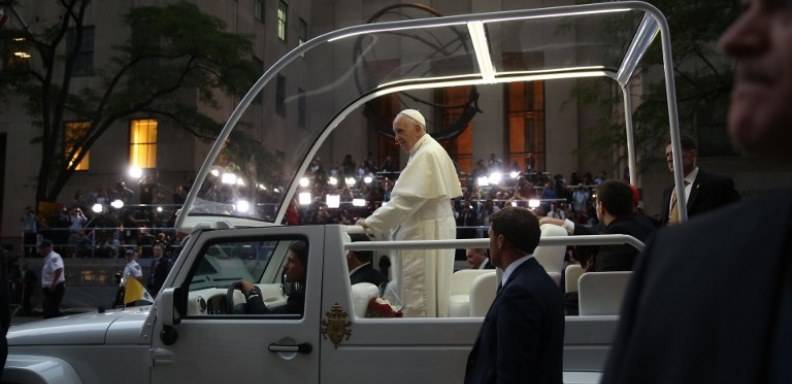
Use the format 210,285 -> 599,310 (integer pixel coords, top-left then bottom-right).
5,225 -> 616,384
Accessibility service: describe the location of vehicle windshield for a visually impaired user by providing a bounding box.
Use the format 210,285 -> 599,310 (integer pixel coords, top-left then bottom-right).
179,3 -> 657,228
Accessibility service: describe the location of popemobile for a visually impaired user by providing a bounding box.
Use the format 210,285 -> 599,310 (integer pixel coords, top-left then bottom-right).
3,2 -> 688,383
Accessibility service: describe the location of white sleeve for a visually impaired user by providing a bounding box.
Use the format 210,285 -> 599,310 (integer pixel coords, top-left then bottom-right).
53,256 -> 64,271
562,219 -> 575,235
364,194 -> 427,235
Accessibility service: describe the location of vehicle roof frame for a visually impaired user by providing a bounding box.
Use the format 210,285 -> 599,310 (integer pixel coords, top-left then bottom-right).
176,0 -> 688,229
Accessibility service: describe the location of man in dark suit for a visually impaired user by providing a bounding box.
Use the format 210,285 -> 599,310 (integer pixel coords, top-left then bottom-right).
661,135 -> 740,225
347,234 -> 386,287
464,207 -> 564,384
602,1 -> 792,382
542,180 -> 657,272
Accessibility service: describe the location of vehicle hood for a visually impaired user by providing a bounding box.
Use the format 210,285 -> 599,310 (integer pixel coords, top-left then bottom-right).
7,306 -> 151,346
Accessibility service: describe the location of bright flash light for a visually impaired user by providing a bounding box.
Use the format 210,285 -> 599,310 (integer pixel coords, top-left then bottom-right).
257,183 -> 267,191
345,177 -> 356,188
298,192 -> 312,205
156,206 -> 164,213
528,199 -> 541,209
352,198 -> 367,207
210,169 -> 220,177
489,172 -> 503,185
236,177 -> 246,187
299,177 -> 310,188
273,188 -> 281,193
221,172 -> 237,185
363,176 -> 373,184
328,176 -> 338,186
511,201 -> 518,207
326,194 -> 340,208
128,166 -> 143,179
110,199 -> 124,209
91,203 -> 103,214
235,199 -> 250,213
510,171 -> 520,179
13,51 -> 31,59
477,176 -> 490,187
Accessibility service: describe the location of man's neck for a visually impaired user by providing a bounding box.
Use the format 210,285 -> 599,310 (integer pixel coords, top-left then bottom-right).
601,213 -> 616,226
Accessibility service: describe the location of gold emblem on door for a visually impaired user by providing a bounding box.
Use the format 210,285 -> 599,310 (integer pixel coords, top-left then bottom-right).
320,303 -> 351,349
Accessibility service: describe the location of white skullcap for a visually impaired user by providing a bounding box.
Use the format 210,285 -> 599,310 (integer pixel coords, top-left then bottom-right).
396,109 -> 426,129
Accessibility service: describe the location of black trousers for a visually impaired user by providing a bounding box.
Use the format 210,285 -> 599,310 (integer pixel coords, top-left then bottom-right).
42,283 -> 65,318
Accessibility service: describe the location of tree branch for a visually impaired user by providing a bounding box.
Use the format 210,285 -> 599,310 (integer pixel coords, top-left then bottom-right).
142,108 -> 218,140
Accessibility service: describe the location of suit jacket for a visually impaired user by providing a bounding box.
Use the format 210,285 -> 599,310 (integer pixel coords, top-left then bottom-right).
464,258 -> 564,384
602,191 -> 792,384
574,215 -> 657,271
661,169 -> 740,224
350,263 -> 386,287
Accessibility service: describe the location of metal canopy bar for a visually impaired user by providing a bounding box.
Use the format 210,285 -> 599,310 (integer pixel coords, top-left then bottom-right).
176,0 -> 680,228
344,234 -> 645,252
616,13 -> 659,86
467,21 -> 496,82
326,4 -> 634,43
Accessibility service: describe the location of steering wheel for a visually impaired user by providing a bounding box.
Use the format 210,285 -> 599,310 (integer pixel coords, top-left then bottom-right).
225,282 -> 246,314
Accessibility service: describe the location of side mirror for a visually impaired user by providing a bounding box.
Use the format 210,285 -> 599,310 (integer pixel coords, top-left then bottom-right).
157,287 -> 183,326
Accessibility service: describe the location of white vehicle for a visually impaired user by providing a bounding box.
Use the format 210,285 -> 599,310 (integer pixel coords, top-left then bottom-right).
4,2 -> 685,383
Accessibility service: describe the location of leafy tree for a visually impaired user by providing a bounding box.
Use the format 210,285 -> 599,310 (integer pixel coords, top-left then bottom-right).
0,1 -> 259,203
574,0 -> 741,169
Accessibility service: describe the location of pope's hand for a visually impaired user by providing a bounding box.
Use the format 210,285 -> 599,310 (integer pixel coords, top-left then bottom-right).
356,219 -> 369,231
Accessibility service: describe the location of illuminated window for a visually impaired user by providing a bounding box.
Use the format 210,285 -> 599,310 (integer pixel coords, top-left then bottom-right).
129,119 -> 158,169
277,0 -> 288,42
64,121 -> 91,171
437,86 -> 475,172
505,81 -> 545,171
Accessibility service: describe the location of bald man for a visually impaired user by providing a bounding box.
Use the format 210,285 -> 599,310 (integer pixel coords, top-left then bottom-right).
358,109 -> 462,317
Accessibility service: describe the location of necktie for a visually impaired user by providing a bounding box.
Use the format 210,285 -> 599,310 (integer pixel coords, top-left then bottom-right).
668,189 -> 680,224
668,181 -> 689,225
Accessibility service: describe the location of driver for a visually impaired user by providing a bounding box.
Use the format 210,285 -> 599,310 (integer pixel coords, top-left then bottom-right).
239,241 -> 307,315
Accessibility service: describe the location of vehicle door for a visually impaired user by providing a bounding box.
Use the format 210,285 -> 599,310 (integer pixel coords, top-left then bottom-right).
150,226 -> 323,384
318,225 -> 482,384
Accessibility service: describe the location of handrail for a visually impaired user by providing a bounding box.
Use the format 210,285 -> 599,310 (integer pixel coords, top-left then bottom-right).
344,234 -> 645,252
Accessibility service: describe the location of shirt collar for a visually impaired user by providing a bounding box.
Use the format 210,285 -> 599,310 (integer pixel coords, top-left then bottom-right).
684,167 -> 699,185
409,134 -> 430,157
501,254 -> 534,287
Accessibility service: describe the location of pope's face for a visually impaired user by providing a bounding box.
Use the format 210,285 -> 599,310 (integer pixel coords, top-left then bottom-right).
392,116 -> 424,152
719,0 -> 792,157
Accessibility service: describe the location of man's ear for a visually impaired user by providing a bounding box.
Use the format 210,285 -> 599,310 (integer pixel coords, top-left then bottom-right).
496,234 -> 505,251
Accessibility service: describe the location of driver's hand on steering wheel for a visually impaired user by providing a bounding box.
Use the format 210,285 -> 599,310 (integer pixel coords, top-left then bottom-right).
239,280 -> 257,297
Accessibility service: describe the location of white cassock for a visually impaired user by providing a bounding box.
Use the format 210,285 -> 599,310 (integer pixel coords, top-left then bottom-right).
364,134 -> 462,317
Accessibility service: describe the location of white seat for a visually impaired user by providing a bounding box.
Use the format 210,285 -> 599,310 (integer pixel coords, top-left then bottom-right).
565,264 -> 585,293
535,224 -> 568,286
578,271 -> 632,316
350,282 -> 380,318
469,271 -> 497,317
448,269 -> 492,317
